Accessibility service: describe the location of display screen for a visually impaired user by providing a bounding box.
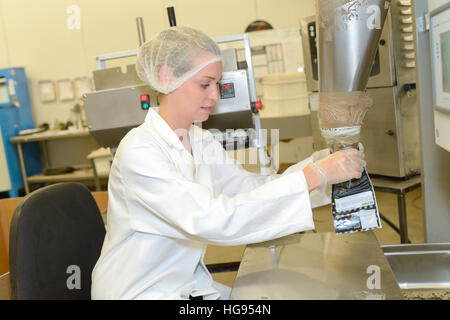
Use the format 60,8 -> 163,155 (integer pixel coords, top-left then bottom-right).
219,82 -> 235,99
441,31 -> 450,93
0,79 -> 9,104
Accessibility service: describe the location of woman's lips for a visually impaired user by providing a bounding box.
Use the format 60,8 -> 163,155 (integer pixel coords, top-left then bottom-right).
201,106 -> 213,113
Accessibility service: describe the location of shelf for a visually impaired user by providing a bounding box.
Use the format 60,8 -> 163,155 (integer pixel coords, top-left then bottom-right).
10,129 -> 90,144
27,168 -> 109,184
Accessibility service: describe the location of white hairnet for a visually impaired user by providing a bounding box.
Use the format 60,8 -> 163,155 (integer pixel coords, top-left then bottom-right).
136,26 -> 222,94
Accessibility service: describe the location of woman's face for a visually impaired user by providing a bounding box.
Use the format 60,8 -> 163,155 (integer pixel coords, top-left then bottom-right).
167,57 -> 223,124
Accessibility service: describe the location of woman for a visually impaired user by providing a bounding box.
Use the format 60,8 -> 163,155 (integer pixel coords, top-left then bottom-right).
91,26 -> 365,300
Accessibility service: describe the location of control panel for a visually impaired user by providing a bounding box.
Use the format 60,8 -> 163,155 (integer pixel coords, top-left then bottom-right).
212,70 -> 251,115
139,94 -> 151,110
429,2 -> 450,152
430,5 -> 450,114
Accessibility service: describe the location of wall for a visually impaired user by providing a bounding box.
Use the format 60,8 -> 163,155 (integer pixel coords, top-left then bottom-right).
429,0 -> 450,10
0,0 -> 316,168
0,0 -> 87,125
0,0 -> 315,126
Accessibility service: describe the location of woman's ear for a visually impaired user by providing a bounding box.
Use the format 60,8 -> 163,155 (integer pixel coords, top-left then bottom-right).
159,65 -> 175,88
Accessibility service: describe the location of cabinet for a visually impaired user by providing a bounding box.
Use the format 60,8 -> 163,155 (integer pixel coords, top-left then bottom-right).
0,68 -> 41,197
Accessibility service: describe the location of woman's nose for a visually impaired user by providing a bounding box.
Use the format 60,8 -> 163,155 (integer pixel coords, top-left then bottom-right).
210,86 -> 220,101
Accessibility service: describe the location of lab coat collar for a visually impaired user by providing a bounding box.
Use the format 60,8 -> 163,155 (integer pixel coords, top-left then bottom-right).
145,108 -> 211,151
190,123 -> 211,144
145,108 -> 188,151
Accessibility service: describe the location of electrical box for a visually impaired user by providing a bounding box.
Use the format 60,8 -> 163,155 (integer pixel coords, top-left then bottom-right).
429,4 -> 450,152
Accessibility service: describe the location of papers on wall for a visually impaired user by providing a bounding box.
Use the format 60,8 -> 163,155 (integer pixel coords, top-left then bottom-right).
57,78 -> 75,101
38,80 -> 56,103
38,76 -> 93,103
74,77 -> 93,100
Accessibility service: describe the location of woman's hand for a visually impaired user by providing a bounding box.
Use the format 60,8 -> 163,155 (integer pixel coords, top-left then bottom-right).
311,143 -> 364,162
312,148 -> 331,162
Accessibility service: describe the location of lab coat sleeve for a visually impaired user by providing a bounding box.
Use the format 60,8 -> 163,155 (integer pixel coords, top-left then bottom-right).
281,155 -> 331,208
119,144 -> 315,246
211,151 -> 276,197
212,142 -> 331,208
210,136 -> 311,197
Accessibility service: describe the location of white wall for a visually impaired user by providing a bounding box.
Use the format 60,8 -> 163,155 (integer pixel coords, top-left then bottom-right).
0,3 -> 9,68
0,0 -> 315,126
0,0 -> 316,168
429,0 -> 450,11
0,0 -> 88,125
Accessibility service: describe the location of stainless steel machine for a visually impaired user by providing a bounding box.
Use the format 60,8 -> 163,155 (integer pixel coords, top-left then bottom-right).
428,1 -> 450,152
231,0 -> 448,300
414,0 -> 450,243
82,6 -> 277,173
301,0 -> 421,178
84,31 -> 278,174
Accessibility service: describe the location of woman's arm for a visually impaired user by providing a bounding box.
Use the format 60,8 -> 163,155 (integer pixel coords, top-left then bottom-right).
118,144 -> 315,246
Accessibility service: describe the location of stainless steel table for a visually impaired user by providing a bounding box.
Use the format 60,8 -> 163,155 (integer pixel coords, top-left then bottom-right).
230,232 -> 403,300
370,175 -> 422,244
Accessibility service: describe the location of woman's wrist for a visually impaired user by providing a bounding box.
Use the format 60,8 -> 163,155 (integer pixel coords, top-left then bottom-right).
302,165 -> 321,192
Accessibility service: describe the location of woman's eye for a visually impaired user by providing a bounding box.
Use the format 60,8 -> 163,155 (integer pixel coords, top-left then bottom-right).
201,84 -> 209,89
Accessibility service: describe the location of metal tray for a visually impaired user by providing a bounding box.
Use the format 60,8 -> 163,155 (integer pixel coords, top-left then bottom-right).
381,243 -> 450,290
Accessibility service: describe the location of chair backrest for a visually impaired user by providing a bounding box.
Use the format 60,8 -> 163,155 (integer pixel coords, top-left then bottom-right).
9,183 -> 106,300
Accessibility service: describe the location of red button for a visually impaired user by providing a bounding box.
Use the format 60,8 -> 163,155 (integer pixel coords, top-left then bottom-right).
255,99 -> 263,110
140,94 -> 149,102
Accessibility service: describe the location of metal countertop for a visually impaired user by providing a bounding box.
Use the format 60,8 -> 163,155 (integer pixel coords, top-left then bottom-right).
230,232 -> 403,300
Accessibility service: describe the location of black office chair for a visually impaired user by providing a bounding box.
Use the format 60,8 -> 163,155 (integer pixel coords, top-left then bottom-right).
9,182 -> 106,300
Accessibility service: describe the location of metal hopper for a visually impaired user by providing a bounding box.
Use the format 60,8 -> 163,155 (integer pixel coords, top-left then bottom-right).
317,0 -> 391,93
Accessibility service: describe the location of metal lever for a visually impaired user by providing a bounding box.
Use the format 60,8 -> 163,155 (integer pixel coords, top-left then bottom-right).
167,7 -> 176,27
136,17 -> 146,46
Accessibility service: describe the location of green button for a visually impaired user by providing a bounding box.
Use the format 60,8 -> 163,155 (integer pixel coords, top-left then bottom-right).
142,102 -> 149,110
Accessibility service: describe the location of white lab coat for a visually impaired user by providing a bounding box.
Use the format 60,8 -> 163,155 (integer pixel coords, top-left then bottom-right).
91,108 -> 330,300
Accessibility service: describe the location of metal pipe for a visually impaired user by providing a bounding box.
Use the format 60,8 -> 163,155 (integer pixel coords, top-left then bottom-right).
136,17 -> 146,46
167,7 -> 176,27
397,193 -> 409,244
16,143 -> 29,194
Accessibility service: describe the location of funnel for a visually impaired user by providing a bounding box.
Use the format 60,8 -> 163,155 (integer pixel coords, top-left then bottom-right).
317,0 -> 391,92
315,1 -> 388,237
316,0 -> 391,148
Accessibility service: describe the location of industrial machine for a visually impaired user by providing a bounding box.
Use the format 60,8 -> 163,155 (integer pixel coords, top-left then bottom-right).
414,0 -> 450,243
84,49 -> 263,153
84,14 -> 276,174
301,0 -> 421,178
0,67 -> 41,197
231,0 -> 449,300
